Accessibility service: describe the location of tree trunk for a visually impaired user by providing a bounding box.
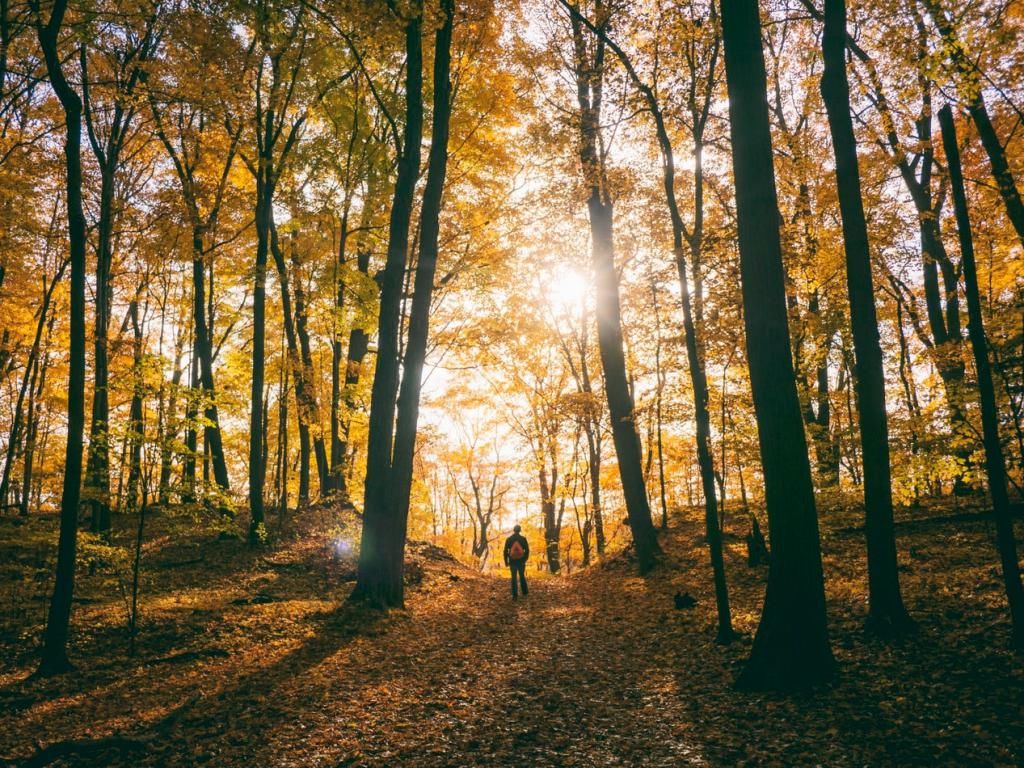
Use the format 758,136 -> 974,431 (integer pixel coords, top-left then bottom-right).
85,167 -> 114,535
248,176 -> 272,543
351,14 -> 424,608
289,228 -> 330,496
652,283 -> 669,531
388,0 -> 455,600
720,0 -> 835,691
20,329 -> 51,517
821,0 -> 911,635
939,104 -> 1024,648
568,3 -> 733,630
191,230 -> 231,497
125,298 -> 145,516
540,466 -> 561,573
36,0 -> 87,675
589,196 -> 660,572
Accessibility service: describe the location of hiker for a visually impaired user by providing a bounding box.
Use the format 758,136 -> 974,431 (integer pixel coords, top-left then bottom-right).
503,525 -> 530,600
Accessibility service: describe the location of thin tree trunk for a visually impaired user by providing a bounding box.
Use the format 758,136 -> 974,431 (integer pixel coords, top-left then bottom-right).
939,104 -> 1024,648
36,0 -> 88,675
249,175 -> 272,543
20,335 -> 50,517
821,0 -> 912,635
84,167 -> 113,535
125,297 -> 145,515
652,283 -> 668,531
569,5 -> 659,573
0,260 -> 66,506
289,227 -> 330,496
191,231 -> 231,497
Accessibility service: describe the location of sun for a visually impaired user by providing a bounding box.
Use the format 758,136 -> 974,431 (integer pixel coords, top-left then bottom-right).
546,267 -> 590,314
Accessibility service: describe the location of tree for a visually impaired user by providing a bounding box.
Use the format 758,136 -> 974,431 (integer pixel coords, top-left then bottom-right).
351,5 -> 425,607
566,0 -> 659,574
938,104 -> 1024,649
819,0 -> 911,635
31,0 -> 87,676
387,0 -> 456,596
719,0 -> 836,690
146,8 -> 250,506
81,5 -> 161,535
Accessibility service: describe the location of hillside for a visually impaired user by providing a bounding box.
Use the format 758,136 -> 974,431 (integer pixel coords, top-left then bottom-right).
2,500 -> 1022,767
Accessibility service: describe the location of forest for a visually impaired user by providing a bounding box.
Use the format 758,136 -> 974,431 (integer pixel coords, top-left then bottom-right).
1,0 -> 1024,764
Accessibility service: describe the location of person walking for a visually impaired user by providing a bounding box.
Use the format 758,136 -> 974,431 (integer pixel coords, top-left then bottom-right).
503,524 -> 530,600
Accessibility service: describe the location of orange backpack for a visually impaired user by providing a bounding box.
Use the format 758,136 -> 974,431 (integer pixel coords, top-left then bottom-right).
509,540 -> 525,561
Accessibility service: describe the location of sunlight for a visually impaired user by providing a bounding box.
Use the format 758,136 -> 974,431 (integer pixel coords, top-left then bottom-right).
545,267 -> 590,314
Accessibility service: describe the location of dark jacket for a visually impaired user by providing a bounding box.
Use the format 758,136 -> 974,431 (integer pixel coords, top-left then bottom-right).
503,533 -> 529,567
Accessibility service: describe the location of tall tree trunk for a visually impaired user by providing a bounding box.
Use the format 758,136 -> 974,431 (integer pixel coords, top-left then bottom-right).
720,0 -> 835,691
588,193 -> 660,572
653,284 -> 668,532
565,1 -> 732,630
268,222 -> 311,503
20,327 -> 51,517
85,168 -> 114,535
191,230 -> 231,497
387,0 -> 455,603
939,104 -> 1024,649
183,330 -> 199,502
36,0 -> 87,675
569,5 -> 659,573
125,298 -> 145,516
248,175 -> 272,543
290,228 -> 330,495
821,0 -> 911,635
351,13 -> 424,608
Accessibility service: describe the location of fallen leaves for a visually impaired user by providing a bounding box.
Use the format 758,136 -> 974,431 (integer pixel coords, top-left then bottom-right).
0,499 -> 1023,766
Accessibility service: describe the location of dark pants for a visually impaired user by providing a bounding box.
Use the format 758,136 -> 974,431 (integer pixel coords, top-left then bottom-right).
510,561 -> 528,598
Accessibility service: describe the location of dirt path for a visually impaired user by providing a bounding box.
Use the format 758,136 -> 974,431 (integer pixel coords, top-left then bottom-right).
151,570 -> 707,767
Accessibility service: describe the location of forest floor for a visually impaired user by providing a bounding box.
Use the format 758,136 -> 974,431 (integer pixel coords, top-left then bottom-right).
1,497 -> 1023,767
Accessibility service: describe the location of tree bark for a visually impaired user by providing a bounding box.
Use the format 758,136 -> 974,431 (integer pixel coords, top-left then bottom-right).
249,175 -> 272,542
352,12 -> 424,608
35,0 -> 87,675
821,0 -> 911,635
387,0 -> 455,602
939,104 -> 1024,648
569,3 -> 659,573
125,297 -> 145,516
720,0 -> 835,691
